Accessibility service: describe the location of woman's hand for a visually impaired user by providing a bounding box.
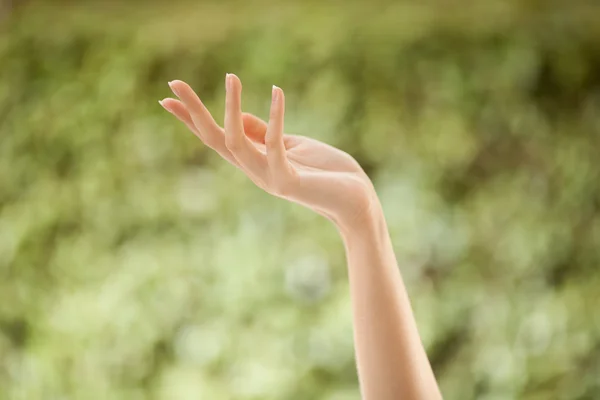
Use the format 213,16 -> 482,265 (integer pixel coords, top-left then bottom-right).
160,74 -> 443,400
160,74 -> 376,231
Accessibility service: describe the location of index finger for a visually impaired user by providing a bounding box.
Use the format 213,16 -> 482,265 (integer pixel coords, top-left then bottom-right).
168,80 -> 222,137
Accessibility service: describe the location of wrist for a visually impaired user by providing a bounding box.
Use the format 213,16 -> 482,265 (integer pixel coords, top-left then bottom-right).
336,188 -> 387,245
336,189 -> 398,277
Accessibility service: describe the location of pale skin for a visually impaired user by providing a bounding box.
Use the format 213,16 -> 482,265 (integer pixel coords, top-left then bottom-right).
159,73 -> 443,400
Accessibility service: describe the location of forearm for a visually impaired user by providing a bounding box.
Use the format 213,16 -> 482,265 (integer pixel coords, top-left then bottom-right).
338,198 -> 442,400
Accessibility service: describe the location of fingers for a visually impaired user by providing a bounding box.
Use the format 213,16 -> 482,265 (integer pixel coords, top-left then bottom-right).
159,96 -> 240,167
161,76 -> 295,197
265,86 -> 295,194
224,73 -> 267,179
159,98 -> 198,134
167,80 -> 221,143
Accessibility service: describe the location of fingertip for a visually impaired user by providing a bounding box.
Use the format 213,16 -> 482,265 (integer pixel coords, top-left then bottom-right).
160,96 -> 178,105
271,85 -> 285,107
225,74 -> 243,116
226,73 -> 242,91
159,98 -> 173,112
269,86 -> 285,120
168,80 -> 190,97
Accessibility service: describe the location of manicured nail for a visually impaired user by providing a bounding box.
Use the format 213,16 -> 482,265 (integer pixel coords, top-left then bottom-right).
225,73 -> 232,91
168,81 -> 179,96
159,99 -> 172,113
272,85 -> 279,102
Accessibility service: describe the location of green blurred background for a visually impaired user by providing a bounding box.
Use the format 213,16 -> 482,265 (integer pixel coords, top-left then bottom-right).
1,1 -> 600,399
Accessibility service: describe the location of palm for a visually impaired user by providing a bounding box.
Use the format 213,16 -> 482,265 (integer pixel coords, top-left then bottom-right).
245,121 -> 372,224
287,135 -> 363,174
245,119 -> 363,175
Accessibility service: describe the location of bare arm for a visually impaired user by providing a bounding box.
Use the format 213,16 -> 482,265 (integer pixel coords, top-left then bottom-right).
159,74 -> 442,399
338,199 -> 442,400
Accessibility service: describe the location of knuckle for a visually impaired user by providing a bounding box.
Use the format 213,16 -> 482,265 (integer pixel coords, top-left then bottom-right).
269,169 -> 297,197
202,130 -> 222,148
269,177 -> 290,196
225,136 -> 241,151
202,135 -> 218,147
265,132 -> 279,146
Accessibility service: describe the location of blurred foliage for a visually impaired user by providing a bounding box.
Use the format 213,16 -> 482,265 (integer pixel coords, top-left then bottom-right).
1,1 -> 600,399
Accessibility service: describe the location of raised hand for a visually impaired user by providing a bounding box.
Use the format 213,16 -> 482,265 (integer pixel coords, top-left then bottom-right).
159,74 -> 376,231
159,74 -> 442,400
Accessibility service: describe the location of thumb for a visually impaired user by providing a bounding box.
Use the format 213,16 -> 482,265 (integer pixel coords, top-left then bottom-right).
242,112 -> 268,143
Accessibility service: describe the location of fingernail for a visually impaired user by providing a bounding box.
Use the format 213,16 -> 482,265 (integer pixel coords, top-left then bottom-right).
272,85 -> 279,102
159,99 -> 172,113
225,73 -> 232,91
168,81 -> 179,96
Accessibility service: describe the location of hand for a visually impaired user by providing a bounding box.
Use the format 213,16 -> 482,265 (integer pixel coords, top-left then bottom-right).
159,74 -> 377,231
